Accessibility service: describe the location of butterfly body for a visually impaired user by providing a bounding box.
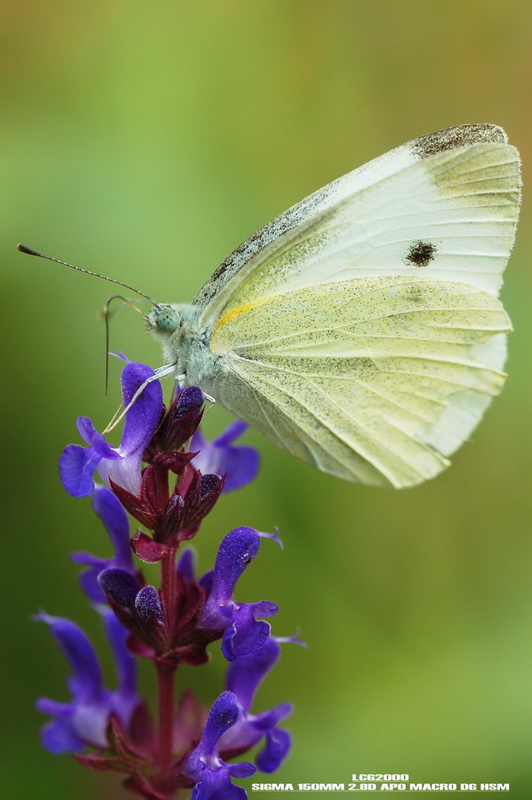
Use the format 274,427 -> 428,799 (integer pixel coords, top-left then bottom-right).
149,124 -> 520,488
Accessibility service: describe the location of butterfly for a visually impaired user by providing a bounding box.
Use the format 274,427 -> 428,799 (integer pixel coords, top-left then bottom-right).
150,124 -> 521,488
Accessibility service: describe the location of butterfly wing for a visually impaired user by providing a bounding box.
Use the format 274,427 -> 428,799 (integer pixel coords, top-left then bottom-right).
193,128 -> 520,487
207,276 -> 510,487
194,123 -> 512,311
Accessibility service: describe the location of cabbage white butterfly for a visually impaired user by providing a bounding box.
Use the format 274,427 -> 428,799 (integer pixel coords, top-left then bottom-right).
23,124 -> 522,488
150,124 -> 521,488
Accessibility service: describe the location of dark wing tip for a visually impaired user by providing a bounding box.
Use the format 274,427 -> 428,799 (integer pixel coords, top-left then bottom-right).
410,124 -> 508,160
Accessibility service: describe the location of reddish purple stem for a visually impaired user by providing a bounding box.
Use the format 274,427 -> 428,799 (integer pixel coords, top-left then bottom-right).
156,547 -> 179,771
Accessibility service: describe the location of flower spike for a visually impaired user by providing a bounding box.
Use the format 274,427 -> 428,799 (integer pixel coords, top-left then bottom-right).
39,361 -> 294,799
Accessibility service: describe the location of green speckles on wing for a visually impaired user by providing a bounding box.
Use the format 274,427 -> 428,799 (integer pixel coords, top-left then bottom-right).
211,277 -> 510,488
425,143 -> 521,214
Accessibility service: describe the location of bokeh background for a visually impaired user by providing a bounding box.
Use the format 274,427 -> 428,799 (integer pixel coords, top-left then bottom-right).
2,2 -> 531,798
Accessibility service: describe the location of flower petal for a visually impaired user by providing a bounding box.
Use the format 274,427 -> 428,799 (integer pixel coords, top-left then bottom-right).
92,486 -> 133,570
37,613 -> 105,702
120,362 -> 163,457
225,638 -> 280,710
76,417 -> 121,459
255,728 -> 291,772
39,710 -> 86,754
201,528 -> 261,628
221,607 -> 273,662
187,692 -> 256,800
191,422 -> 259,493
59,445 -> 102,498
103,611 -> 139,724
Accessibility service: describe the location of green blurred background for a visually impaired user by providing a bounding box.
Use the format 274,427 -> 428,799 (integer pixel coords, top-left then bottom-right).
2,1 -> 531,797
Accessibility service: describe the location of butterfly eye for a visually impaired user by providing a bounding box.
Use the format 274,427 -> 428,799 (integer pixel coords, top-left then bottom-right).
154,306 -> 180,333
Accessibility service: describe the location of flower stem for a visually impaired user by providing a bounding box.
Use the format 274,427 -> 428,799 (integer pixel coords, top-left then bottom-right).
157,547 -> 178,771
161,547 -> 178,639
156,659 -> 177,772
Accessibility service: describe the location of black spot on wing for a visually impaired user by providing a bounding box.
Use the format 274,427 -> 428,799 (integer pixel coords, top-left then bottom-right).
410,123 -> 507,160
404,240 -> 437,267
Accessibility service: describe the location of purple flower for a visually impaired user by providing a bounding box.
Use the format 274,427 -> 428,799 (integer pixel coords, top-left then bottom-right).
71,486 -> 135,604
185,692 -> 256,800
97,566 -> 221,665
98,568 -> 165,630
177,547 -> 196,582
199,527 -> 278,661
59,362 -> 163,498
156,385 -> 204,450
220,638 -> 292,771
190,421 -> 259,493
39,359 -> 293,797
98,568 -> 145,609
36,611 -> 139,754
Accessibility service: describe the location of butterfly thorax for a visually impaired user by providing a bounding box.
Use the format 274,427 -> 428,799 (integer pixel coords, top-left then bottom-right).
148,302 -> 221,388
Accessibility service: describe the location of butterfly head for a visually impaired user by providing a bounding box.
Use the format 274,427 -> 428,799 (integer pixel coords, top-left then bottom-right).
147,302 -> 204,369
149,304 -> 181,334
146,303 -> 185,367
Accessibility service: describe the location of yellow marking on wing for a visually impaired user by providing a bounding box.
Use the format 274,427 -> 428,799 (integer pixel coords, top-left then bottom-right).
213,297 -> 272,335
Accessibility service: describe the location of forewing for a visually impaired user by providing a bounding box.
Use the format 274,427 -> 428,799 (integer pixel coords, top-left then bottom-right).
195,124 -> 517,316
209,278 -> 511,487
198,138 -> 519,332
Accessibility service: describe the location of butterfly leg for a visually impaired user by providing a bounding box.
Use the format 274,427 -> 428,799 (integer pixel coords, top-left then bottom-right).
103,364 -> 182,433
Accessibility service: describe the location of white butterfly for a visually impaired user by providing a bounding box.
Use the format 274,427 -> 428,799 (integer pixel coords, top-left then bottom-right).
149,124 -> 521,488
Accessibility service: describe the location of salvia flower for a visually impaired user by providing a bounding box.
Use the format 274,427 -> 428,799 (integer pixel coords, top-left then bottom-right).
71,485 -> 135,604
97,564 -> 220,666
184,692 -> 256,800
37,361 -> 296,800
220,638 -> 292,771
190,421 -> 260,492
36,610 -> 140,754
199,527 -> 279,661
59,362 -> 163,497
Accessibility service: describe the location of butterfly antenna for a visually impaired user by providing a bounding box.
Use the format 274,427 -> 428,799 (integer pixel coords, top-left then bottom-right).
102,295 -> 151,394
17,243 -> 156,304
103,295 -> 126,395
